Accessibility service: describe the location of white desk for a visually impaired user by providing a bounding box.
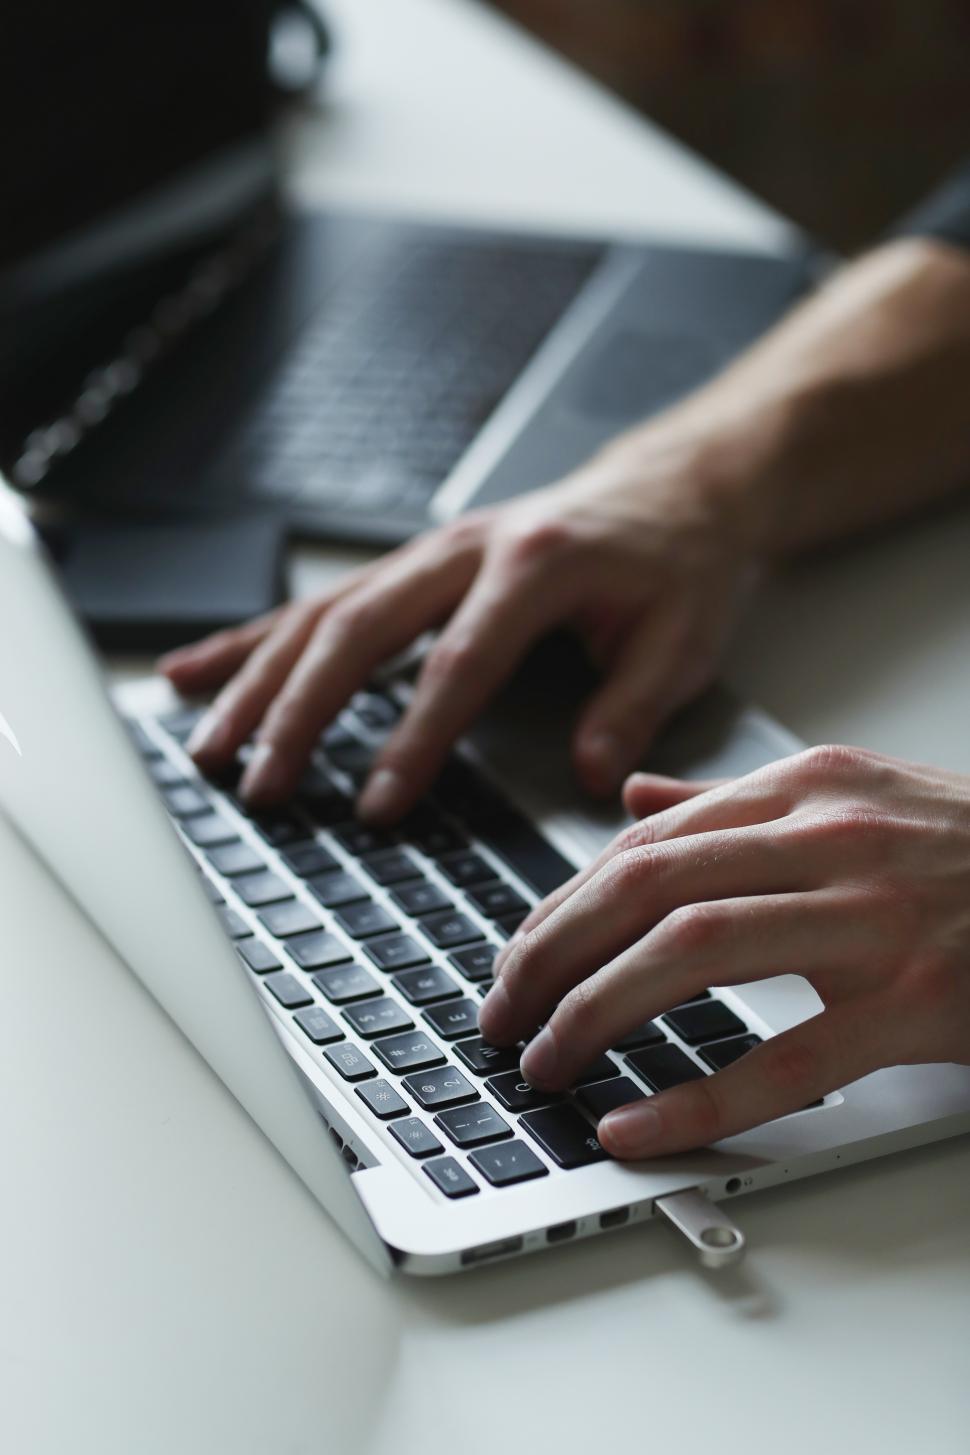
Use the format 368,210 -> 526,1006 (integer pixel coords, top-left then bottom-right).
2,3 -> 968,1452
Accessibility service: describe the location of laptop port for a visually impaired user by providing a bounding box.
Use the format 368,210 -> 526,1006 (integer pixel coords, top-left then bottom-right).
461,1236 -> 524,1266
546,1220 -> 577,1244
599,1207 -> 629,1230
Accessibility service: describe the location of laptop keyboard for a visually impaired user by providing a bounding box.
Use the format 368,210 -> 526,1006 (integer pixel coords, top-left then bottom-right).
234,236 -> 602,520
129,690 -> 777,1201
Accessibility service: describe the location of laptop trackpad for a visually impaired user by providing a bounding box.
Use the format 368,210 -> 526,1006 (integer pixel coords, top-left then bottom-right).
570,329 -> 720,420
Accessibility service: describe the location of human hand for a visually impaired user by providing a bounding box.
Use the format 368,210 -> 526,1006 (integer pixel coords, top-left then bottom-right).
159,429 -> 762,820
478,746 -> 970,1158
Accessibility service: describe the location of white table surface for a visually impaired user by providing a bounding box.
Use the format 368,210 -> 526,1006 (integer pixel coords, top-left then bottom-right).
3,2 -> 968,1452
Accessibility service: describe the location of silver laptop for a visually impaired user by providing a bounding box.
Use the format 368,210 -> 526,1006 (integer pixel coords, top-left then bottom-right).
2,479 -> 969,1276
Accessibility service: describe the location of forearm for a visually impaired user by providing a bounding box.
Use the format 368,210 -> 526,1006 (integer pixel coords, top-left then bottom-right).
605,237 -> 970,558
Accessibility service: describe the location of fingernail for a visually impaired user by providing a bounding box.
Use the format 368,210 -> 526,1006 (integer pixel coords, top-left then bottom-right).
240,741 -> 287,803
477,978 -> 512,1042
357,768 -> 406,824
520,1025 -> 558,1086
492,929 -> 523,972
600,1101 -> 661,1157
187,710 -> 230,761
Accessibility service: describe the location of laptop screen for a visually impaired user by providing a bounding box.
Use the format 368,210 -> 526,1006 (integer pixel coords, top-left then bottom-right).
0,1 -> 283,472
2,1 -> 277,273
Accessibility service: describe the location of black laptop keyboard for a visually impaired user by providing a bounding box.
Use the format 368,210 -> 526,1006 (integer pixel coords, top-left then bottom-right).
130,690 -> 775,1201
235,237 -> 602,521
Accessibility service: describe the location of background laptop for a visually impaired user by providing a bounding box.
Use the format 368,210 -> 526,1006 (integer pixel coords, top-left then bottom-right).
3,479 -> 970,1275
1,0 -> 816,549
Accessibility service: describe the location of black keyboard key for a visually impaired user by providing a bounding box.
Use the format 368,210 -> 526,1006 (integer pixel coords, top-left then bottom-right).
284,928 -> 352,969
343,999 -> 414,1039
570,1055 -> 621,1088
236,938 -> 283,974
215,905 -> 250,939
332,822 -> 396,857
361,849 -> 422,887
307,870 -> 368,909
313,965 -> 382,1004
325,740 -> 375,780
400,810 -> 467,858
373,1031 -> 446,1073
465,882 -> 529,920
206,841 -> 266,877
419,911 -> 484,950
469,1140 -> 549,1188
183,812 -> 237,848
158,706 -> 204,743
163,783 -> 211,818
454,1037 -> 521,1076
392,966 -> 461,1006
250,811 -> 307,847
390,881 -> 454,917
351,690 -> 400,731
293,1006 -> 344,1044
449,944 -> 498,983
664,1000 -> 747,1046
403,1065 -> 478,1110
324,1043 -> 377,1082
519,1105 -> 608,1169
423,1157 -> 479,1198
128,720 -> 162,759
356,1079 -> 409,1120
699,1033 -> 763,1072
486,1071 -> 561,1113
388,1118 -> 443,1159
575,1076 -> 646,1120
264,972 -> 312,1009
495,914 -> 526,941
611,1020 -> 666,1054
259,900 -> 321,939
364,934 -> 431,972
335,901 -> 399,939
437,850 -> 494,888
199,875 -> 225,905
148,757 -> 187,788
234,870 -> 293,908
625,1043 -> 704,1091
280,841 -> 340,877
435,1103 -> 512,1149
423,998 -> 481,1041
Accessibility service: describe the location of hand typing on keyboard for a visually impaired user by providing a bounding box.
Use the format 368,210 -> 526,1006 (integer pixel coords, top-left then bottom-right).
478,751 -> 970,1158
159,424 -> 763,818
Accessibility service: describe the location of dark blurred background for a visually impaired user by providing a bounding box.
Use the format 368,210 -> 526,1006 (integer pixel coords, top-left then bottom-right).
486,0 -> 970,252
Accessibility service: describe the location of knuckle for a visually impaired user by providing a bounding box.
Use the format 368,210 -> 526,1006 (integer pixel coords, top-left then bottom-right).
423,634 -> 484,685
325,594 -> 380,643
658,902 -> 726,956
500,518 -> 577,572
761,1036 -> 818,1096
601,846 -> 652,899
554,976 -> 604,1044
795,743 -> 869,782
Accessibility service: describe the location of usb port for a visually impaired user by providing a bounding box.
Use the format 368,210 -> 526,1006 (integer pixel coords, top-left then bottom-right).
546,1220 -> 577,1244
599,1207 -> 629,1229
461,1236 -> 523,1266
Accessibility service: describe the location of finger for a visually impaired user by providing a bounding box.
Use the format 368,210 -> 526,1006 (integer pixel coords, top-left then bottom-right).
496,761 -> 796,971
239,539 -> 481,804
621,772 -> 726,819
597,1003 -> 885,1158
186,601 -> 326,768
572,606 -> 694,796
158,611 -> 281,693
355,546 -> 580,822
480,818 -> 831,1046
517,887 -> 888,1090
